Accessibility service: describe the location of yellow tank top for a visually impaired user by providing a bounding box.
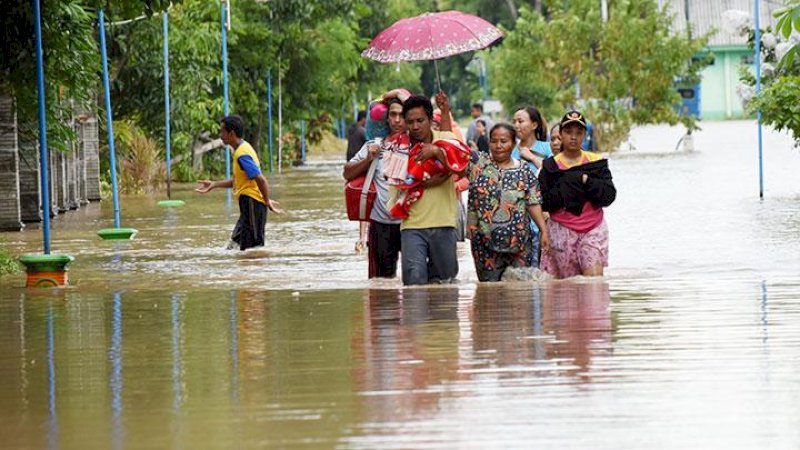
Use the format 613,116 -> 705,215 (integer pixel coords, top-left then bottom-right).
232,141 -> 265,204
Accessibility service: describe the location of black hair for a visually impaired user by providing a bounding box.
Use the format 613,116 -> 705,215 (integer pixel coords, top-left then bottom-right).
515,106 -> 548,142
489,122 -> 517,142
387,97 -> 403,107
471,103 -> 484,112
220,115 -> 245,138
357,110 -> 367,122
476,119 -> 487,127
550,123 -> 560,135
402,95 -> 433,119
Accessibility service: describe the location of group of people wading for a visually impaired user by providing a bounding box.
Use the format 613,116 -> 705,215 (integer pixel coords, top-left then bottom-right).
196,88 -> 615,285
344,89 -> 616,284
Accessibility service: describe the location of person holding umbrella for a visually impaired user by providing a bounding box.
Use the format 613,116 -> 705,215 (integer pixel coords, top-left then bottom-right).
360,10 -> 504,284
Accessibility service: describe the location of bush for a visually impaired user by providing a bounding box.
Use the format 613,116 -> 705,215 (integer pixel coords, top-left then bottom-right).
0,247 -> 21,277
749,75 -> 800,146
115,120 -> 165,194
737,14 -> 800,146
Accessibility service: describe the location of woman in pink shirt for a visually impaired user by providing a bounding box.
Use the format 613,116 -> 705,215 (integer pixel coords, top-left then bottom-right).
538,111 -> 616,279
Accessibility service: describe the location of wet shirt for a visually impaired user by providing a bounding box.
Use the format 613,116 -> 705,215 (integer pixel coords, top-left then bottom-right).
349,140 -> 401,225
467,152 -> 542,253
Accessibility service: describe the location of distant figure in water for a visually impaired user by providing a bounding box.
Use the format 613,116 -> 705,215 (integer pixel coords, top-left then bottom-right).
538,111 -> 616,279
196,115 -> 282,250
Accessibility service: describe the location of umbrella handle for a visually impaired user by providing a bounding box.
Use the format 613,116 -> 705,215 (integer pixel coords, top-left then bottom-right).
434,59 -> 442,93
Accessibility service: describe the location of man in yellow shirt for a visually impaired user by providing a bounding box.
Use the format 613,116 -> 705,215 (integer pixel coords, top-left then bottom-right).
397,94 -> 460,285
196,115 -> 282,250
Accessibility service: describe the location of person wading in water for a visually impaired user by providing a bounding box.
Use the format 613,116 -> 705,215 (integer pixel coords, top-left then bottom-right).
196,115 -> 283,250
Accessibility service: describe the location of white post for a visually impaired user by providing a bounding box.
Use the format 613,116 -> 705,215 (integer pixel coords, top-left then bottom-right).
277,58 -> 282,174
600,0 -> 609,22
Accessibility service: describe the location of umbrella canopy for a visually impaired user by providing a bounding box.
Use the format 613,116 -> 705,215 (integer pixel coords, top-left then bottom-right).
362,10 -> 502,63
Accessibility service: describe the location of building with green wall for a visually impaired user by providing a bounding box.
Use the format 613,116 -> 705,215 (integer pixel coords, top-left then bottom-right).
664,0 -> 781,120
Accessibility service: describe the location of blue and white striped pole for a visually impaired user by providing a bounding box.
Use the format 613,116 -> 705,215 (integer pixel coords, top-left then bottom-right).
98,8 -> 121,228
33,0 -> 51,253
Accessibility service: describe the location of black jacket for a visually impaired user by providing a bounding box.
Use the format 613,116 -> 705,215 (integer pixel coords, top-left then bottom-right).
538,157 -> 616,216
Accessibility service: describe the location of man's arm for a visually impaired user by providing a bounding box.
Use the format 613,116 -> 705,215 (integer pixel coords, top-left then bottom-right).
195,179 -> 233,192
343,142 -> 378,181
254,174 -> 282,213
254,174 -> 271,204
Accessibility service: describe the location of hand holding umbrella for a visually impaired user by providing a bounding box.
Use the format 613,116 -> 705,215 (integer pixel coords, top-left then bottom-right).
362,10 -> 503,91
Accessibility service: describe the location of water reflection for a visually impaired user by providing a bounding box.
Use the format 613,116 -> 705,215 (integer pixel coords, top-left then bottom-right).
109,292 -> 123,450
170,293 -> 185,450
47,301 -> 58,450
171,293 -> 183,414
228,291 -> 239,406
356,288 -> 460,422
470,281 -> 612,381
2,279 -> 800,448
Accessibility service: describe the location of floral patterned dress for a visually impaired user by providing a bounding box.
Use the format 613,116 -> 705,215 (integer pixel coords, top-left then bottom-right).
467,152 -> 542,281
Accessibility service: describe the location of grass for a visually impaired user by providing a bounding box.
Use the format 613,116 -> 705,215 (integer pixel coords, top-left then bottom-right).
308,131 -> 347,161
0,246 -> 21,277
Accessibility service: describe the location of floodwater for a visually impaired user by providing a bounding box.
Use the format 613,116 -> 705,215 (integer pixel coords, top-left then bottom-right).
1,121 -> 799,448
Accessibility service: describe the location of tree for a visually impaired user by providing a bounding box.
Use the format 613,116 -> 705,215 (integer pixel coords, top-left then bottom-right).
109,0 -> 430,175
490,0 -> 708,151
774,0 -> 800,67
737,1 -> 800,146
0,1 -> 170,150
111,0 -> 223,175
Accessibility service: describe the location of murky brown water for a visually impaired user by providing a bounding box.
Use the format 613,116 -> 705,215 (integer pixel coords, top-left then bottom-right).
1,121 -> 800,448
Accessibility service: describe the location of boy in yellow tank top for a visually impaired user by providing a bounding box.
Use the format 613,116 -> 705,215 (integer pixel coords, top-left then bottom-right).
196,115 -> 282,250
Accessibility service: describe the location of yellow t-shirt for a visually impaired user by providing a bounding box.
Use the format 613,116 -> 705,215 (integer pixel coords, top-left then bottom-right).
554,150 -> 601,169
393,130 -> 458,231
232,141 -> 265,204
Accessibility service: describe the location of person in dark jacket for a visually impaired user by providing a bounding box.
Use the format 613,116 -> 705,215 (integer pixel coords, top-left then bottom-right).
538,110 -> 616,279
346,111 -> 367,161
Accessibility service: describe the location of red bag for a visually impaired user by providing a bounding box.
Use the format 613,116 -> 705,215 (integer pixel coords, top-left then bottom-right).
345,158 -> 378,221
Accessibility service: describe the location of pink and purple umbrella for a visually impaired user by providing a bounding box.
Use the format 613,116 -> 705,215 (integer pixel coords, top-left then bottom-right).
362,10 -> 503,89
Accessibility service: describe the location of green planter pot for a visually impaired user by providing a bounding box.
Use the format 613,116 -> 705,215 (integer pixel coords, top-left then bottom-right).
18,254 -> 75,287
97,227 -> 138,240
157,199 -> 185,207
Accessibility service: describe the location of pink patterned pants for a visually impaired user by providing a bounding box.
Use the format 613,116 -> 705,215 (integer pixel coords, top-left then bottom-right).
541,219 -> 609,279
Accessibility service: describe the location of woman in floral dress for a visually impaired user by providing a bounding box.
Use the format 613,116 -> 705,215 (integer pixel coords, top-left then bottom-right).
467,123 -> 550,282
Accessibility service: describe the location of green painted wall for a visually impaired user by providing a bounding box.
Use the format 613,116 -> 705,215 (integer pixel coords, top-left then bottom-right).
700,46 -> 755,120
